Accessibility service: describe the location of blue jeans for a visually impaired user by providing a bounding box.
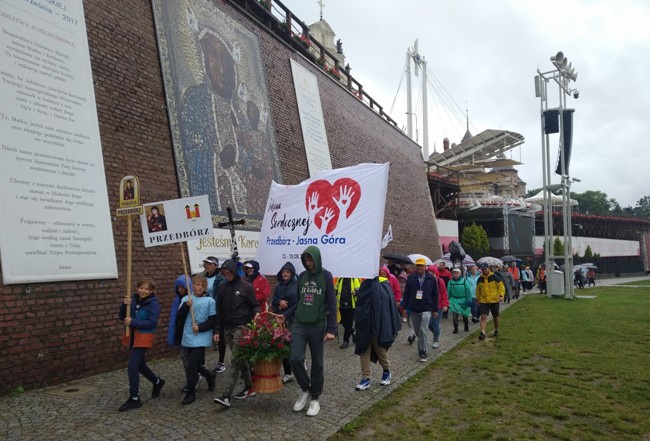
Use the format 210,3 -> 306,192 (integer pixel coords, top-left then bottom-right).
428,308 -> 443,343
127,347 -> 158,398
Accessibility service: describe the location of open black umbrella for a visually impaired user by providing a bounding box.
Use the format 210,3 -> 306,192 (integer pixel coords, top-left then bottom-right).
501,255 -> 522,264
382,252 -> 412,265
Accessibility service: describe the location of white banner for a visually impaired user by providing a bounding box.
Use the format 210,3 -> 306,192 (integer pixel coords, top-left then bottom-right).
140,195 -> 213,248
187,229 -> 260,274
0,0 -> 117,284
290,59 -> 332,176
255,163 -> 389,278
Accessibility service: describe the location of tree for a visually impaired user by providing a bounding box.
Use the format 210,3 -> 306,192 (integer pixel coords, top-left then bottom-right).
635,196 -> 650,218
570,190 -> 618,214
584,245 -> 593,258
553,237 -> 564,256
526,187 -> 542,198
461,223 -> 490,259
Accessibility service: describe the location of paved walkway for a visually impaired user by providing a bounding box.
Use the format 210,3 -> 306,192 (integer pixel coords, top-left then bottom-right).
2,276 -> 647,440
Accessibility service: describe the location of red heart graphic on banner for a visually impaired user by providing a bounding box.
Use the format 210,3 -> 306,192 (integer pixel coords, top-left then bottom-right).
305,178 -> 361,234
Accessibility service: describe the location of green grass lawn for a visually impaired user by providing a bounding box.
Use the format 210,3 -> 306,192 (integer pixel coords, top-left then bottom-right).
330,287 -> 650,441
620,279 -> 650,286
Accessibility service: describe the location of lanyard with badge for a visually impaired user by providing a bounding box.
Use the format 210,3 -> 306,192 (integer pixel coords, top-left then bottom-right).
416,276 -> 424,300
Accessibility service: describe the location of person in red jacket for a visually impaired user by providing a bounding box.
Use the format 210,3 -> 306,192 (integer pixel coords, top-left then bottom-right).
427,265 -> 449,349
244,260 -> 271,313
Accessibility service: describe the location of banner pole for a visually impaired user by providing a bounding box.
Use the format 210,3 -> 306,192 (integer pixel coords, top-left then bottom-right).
180,242 -> 196,332
125,214 -> 133,338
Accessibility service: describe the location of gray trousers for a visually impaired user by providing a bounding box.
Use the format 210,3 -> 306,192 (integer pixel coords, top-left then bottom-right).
289,322 -> 326,399
222,325 -> 252,396
410,311 -> 432,358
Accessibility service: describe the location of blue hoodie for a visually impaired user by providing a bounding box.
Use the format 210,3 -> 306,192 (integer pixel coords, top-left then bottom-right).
167,275 -> 192,347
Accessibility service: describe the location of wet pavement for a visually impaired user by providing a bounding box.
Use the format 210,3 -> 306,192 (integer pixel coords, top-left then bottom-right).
1,276 -> 646,440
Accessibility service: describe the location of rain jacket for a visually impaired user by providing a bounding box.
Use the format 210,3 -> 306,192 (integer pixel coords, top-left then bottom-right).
167,274 -> 193,346
354,277 -> 402,358
244,260 -> 271,313
119,293 -> 160,349
379,264 -> 402,303
335,277 -> 362,309
271,262 -> 299,317
476,270 -> 505,304
215,259 -> 260,331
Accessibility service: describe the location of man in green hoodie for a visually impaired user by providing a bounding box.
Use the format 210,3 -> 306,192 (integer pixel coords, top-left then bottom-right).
278,245 -> 337,417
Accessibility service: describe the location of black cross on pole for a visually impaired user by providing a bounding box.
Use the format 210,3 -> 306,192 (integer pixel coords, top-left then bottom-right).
217,207 -> 245,262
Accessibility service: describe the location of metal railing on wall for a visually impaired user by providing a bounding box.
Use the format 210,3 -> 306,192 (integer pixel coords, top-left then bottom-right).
227,0 -> 400,128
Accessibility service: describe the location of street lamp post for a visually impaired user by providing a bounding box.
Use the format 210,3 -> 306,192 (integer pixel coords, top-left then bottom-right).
535,51 -> 579,299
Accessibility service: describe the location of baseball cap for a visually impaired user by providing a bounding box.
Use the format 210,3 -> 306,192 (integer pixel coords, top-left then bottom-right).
243,262 -> 254,268
202,256 -> 219,266
452,268 -> 462,273
415,258 -> 426,266
479,262 -> 489,269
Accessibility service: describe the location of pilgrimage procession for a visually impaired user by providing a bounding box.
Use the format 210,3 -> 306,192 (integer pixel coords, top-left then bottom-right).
1,0 -> 649,440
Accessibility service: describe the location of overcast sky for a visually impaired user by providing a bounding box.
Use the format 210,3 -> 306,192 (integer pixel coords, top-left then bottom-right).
281,0 -> 650,207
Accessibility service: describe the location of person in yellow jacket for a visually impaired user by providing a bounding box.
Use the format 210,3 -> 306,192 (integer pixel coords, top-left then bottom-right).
476,262 -> 505,341
335,277 -> 361,349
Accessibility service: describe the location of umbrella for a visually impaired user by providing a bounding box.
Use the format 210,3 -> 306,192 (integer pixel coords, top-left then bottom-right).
476,256 -> 503,267
382,252 -> 412,265
501,255 -> 522,264
443,252 -> 475,266
584,265 -> 598,270
408,253 -> 433,266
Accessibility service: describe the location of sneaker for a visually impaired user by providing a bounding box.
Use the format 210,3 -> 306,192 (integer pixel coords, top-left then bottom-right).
214,394 -> 231,408
339,341 -> 349,349
453,327 -> 459,334
419,356 -> 428,362
181,383 -> 189,394
380,370 -> 391,386
407,335 -> 416,345
119,397 -> 141,412
432,341 -> 440,349
151,378 -> 165,398
182,391 -> 196,405
355,378 -> 371,391
471,317 -> 479,323
206,372 -> 216,391
282,374 -> 294,384
306,400 -> 320,417
479,332 -> 486,341
493,330 -> 500,337
213,362 -> 226,374
293,391 -> 310,412
234,387 -> 256,399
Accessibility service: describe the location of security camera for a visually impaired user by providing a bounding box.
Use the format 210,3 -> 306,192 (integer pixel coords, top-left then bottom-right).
573,90 -> 579,99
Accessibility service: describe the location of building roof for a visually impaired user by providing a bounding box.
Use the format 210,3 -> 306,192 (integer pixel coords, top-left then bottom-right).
428,129 -> 525,167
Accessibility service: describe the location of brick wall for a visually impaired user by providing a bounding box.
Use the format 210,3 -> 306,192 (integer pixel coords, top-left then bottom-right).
0,0 -> 439,393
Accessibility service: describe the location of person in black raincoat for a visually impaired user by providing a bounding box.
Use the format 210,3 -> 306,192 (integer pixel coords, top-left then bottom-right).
271,261 -> 299,383
353,275 -> 401,391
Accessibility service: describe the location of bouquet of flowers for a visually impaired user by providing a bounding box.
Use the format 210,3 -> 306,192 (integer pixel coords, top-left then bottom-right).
235,312 -> 291,363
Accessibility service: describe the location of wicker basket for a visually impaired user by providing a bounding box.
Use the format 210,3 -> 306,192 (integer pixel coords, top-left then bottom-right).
253,358 -> 283,394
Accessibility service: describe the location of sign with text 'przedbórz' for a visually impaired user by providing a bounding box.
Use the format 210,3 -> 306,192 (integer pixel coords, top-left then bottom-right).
140,195 -> 213,248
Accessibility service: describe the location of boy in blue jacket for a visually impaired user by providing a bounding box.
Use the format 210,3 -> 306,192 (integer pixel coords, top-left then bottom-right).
175,275 -> 217,405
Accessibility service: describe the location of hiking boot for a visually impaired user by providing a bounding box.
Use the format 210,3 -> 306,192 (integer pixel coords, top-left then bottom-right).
206,372 -> 216,391
464,323 -> 470,332
151,378 -> 165,398
479,332 -> 486,341
214,394 -> 231,408
493,330 -> 500,337
453,326 -> 459,334
407,335 -> 416,345
119,397 -> 141,412
306,400 -> 320,417
380,370 -> 392,386
182,390 -> 195,405
471,317 -> 479,323
293,391 -> 310,412
234,387 -> 255,399
355,378 -> 371,391
213,362 -> 226,374
339,341 -> 349,349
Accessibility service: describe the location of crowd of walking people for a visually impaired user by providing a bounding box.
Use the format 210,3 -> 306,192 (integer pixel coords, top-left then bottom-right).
117,247 -> 559,415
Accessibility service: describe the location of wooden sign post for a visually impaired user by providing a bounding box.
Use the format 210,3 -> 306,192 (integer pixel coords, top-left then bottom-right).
116,176 -> 143,343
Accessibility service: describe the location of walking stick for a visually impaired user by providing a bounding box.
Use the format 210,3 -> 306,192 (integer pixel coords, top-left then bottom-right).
179,242 -> 197,333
